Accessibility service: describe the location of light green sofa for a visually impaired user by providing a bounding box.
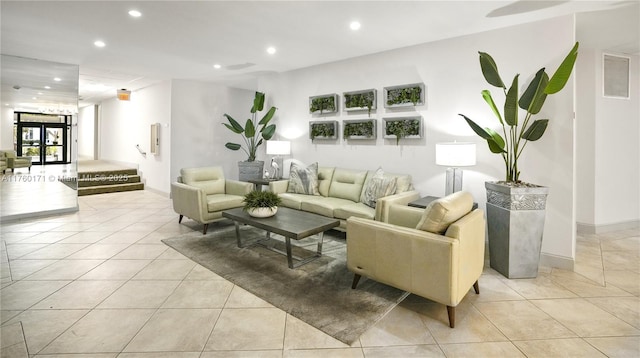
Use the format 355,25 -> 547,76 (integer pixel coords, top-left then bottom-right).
269,166 -> 420,230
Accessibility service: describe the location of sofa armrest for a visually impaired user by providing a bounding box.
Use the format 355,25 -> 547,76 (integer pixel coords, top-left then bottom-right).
171,182 -> 207,222
268,179 -> 289,194
226,180 -> 254,196
374,190 -> 420,222
387,205 -> 424,228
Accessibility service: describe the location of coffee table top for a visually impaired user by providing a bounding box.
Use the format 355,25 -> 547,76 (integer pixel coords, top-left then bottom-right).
222,207 -> 340,240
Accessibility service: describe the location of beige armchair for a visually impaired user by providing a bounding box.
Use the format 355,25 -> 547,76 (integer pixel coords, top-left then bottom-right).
0,150 -> 32,173
347,191 -> 485,328
0,157 -> 6,174
171,166 -> 254,234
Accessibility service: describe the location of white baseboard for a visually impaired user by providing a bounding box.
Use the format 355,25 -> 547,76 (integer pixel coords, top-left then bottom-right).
577,220 -> 640,235
540,252 -> 575,271
145,186 -> 169,198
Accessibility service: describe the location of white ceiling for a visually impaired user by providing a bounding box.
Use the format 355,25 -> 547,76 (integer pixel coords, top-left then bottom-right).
1,0 -> 637,111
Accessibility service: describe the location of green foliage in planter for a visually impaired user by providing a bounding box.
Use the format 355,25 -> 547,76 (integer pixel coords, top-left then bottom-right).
459,42 -> 579,183
243,190 -> 282,211
344,120 -> 374,139
385,119 -> 420,145
386,86 -> 422,106
310,96 -> 336,114
345,91 -> 375,116
223,91 -> 277,162
310,122 -> 336,139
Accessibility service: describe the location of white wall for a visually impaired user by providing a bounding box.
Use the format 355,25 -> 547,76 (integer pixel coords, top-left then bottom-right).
170,80 -> 254,182
259,16 -> 577,263
100,81 -> 172,194
77,105 -> 96,160
0,107 -> 14,149
576,6 -> 640,232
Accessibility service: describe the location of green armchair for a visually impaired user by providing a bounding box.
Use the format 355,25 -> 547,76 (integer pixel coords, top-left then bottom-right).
0,150 -> 32,173
171,166 -> 254,234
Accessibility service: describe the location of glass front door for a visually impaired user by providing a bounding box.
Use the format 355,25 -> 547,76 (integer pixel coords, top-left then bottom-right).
18,123 -> 67,165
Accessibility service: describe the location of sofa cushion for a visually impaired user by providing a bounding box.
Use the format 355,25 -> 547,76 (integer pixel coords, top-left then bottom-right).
206,194 -> 245,212
287,162 -> 320,195
301,197 -> 355,218
416,191 -> 473,234
334,202 -> 375,220
328,168 -> 367,203
360,168 -> 398,208
181,166 -> 225,195
317,167 -> 335,197
278,192 -> 324,210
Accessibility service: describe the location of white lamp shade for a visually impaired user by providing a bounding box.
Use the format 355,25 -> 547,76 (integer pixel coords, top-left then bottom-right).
436,142 -> 476,167
266,140 -> 291,155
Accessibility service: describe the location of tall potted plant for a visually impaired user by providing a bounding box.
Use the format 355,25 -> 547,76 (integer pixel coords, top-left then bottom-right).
223,91 -> 277,181
459,42 -> 578,278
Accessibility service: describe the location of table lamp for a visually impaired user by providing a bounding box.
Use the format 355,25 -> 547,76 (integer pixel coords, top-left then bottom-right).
266,140 -> 291,179
436,142 -> 476,195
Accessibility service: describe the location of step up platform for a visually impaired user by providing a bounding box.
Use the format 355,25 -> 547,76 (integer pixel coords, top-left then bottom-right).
77,168 -> 144,196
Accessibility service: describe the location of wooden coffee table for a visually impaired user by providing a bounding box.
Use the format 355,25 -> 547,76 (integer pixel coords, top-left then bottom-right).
222,207 -> 340,269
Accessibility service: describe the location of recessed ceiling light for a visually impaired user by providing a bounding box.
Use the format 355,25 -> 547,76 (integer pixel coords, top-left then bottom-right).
128,10 -> 142,17
37,92 -> 43,95
266,47 -> 277,55
53,77 -> 61,82
44,86 -> 51,89
32,97 -> 37,100
350,21 -> 361,30
94,40 -> 106,48
213,64 -> 222,69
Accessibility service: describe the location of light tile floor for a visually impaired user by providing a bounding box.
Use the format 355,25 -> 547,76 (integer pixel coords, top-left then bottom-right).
1,190 -> 638,357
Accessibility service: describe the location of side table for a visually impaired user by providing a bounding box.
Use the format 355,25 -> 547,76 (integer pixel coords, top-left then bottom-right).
409,195 -> 478,210
248,178 -> 281,191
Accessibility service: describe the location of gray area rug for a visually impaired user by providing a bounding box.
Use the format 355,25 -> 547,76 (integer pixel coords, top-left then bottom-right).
162,223 -> 408,345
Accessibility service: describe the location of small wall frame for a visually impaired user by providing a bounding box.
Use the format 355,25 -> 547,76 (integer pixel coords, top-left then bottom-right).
343,118 -> 377,140
383,83 -> 425,108
309,94 -> 339,115
383,116 -> 423,143
343,89 -> 377,116
309,120 -> 338,140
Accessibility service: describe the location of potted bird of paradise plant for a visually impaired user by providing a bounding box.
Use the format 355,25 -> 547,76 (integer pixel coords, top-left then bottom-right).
459,42 -> 579,278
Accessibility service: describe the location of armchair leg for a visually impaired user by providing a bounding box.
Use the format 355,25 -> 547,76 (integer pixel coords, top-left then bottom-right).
178,215 -> 183,223
473,280 -> 480,294
351,274 -> 361,289
447,306 -> 455,328
203,224 -> 209,235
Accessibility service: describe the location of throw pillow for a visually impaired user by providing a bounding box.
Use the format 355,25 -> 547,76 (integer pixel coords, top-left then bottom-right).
361,167 -> 398,208
416,191 -> 473,234
287,162 -> 320,195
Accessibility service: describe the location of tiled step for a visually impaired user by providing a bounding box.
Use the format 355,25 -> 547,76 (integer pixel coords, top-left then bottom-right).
78,174 -> 141,187
78,182 -> 144,196
76,168 -> 144,196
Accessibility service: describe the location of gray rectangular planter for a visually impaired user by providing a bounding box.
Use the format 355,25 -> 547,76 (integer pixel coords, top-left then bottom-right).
238,160 -> 264,182
486,182 -> 549,279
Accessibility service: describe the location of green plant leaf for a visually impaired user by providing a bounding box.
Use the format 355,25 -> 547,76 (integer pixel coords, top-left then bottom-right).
504,75 -> 519,126
481,90 -> 503,125
261,124 -> 276,140
259,106 -> 276,125
479,52 -> 505,89
522,119 -> 549,141
519,68 -> 548,115
459,114 -> 493,140
251,92 -> 265,113
485,127 -> 506,153
223,114 -> 244,133
244,119 -> 255,138
545,42 -> 579,94
225,143 -> 241,150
